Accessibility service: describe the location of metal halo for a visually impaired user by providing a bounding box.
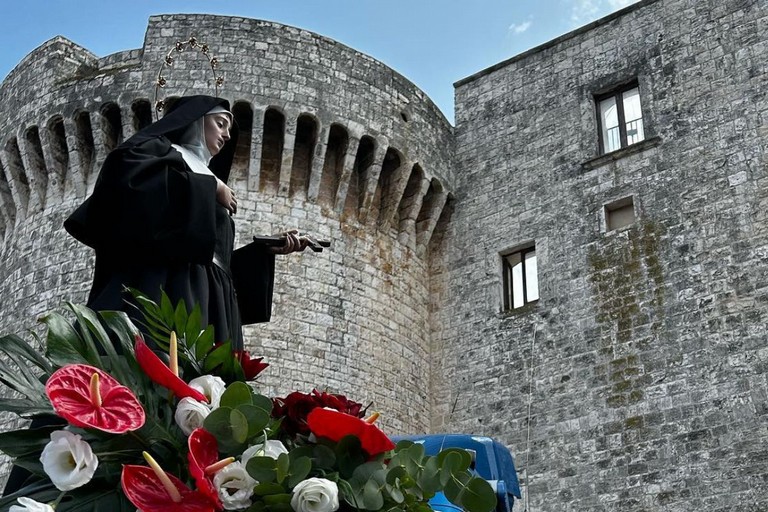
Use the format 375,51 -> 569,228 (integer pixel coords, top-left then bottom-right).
153,36 -> 224,120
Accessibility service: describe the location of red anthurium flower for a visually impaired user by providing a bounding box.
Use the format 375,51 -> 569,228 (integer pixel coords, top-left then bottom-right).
122,463 -> 217,512
307,407 -> 395,457
188,428 -> 233,510
234,351 -> 269,380
135,336 -> 208,403
45,364 -> 145,434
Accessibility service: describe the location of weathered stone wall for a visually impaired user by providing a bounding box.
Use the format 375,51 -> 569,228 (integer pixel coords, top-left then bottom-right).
0,13 -> 454,476
443,0 -> 768,510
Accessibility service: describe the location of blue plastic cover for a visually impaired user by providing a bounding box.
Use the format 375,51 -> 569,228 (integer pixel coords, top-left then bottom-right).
392,434 -> 522,502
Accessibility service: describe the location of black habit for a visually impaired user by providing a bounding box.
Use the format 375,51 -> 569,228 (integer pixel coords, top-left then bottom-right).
64,96 -> 274,349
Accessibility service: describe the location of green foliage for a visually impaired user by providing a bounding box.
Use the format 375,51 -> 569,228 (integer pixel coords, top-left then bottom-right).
0,296 -> 499,512
127,288 -> 247,383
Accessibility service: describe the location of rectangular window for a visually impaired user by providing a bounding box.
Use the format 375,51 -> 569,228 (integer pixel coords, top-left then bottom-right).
502,245 -> 539,310
596,83 -> 645,154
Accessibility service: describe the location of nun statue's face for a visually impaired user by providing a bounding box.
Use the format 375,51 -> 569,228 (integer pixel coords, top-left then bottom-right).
204,113 -> 232,156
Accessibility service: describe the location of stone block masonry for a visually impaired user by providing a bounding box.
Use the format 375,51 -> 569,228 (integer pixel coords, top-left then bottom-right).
445,0 -> 768,510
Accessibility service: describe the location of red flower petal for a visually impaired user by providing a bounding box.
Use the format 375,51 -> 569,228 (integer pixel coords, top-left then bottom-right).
45,364 -> 145,434
188,428 -> 222,509
122,465 -> 217,512
234,351 -> 269,380
135,337 -> 208,403
307,408 -> 395,457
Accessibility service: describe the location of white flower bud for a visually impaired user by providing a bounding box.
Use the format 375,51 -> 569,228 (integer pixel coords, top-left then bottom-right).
189,375 -> 227,408
174,397 -> 211,435
39,430 -> 98,492
213,461 -> 257,510
291,478 -> 340,512
241,439 -> 289,466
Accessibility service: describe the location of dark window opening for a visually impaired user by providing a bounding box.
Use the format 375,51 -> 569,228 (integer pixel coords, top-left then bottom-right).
260,108 -> 285,194
131,100 -> 153,132
605,196 -> 636,231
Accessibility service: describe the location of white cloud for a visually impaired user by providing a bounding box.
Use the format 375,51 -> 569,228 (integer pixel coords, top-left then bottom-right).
509,20 -> 533,34
608,0 -> 639,8
570,0 -> 602,26
569,0 -> 641,27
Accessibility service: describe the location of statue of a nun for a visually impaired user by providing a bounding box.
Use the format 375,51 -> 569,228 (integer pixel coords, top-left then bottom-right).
64,95 -> 303,350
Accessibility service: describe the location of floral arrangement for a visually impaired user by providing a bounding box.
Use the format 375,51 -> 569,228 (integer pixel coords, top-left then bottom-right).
0,292 -> 495,512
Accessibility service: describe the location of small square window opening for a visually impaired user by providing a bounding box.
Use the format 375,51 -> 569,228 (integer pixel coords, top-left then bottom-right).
502,245 -> 539,310
605,196 -> 636,231
596,83 -> 645,154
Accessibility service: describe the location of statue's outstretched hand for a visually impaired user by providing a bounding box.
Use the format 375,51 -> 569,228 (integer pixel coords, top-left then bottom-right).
270,229 -> 310,254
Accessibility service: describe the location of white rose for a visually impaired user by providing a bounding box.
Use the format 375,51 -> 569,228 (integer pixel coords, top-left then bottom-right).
189,375 -> 227,408
174,397 -> 211,435
291,478 -> 340,512
9,497 -> 55,512
241,440 -> 289,466
39,430 -> 98,491
213,461 -> 257,510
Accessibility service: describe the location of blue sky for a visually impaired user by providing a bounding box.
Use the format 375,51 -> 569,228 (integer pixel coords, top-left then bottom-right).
1,0 -> 638,123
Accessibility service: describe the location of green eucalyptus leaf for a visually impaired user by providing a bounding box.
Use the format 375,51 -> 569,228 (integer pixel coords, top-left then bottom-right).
443,471 -> 471,505
239,404 -> 271,438
418,455 -> 441,496
246,456 -> 278,483
288,445 -> 313,461
287,456 -> 312,488
363,478 -> 384,510
221,381 -> 254,408
395,440 -> 415,450
245,502 -> 267,512
202,406 -> 248,452
385,465 -> 408,486
262,494 -> 293,507
404,441 -> 425,461
253,482 -> 286,496
385,483 -> 405,504
251,393 -> 274,413
457,476 -> 497,512
276,452 -> 290,483
438,449 -> 473,491
313,444 -> 336,469
336,435 -> 366,478
437,448 -> 472,472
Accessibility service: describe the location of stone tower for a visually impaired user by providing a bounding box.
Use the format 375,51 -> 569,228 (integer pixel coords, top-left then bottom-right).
2,1 -> 768,510
0,15 -> 453,441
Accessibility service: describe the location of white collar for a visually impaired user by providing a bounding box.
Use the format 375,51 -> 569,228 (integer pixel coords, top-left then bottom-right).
171,144 -> 214,176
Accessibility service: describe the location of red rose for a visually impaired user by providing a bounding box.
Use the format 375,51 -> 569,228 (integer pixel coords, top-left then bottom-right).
272,389 -> 364,437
